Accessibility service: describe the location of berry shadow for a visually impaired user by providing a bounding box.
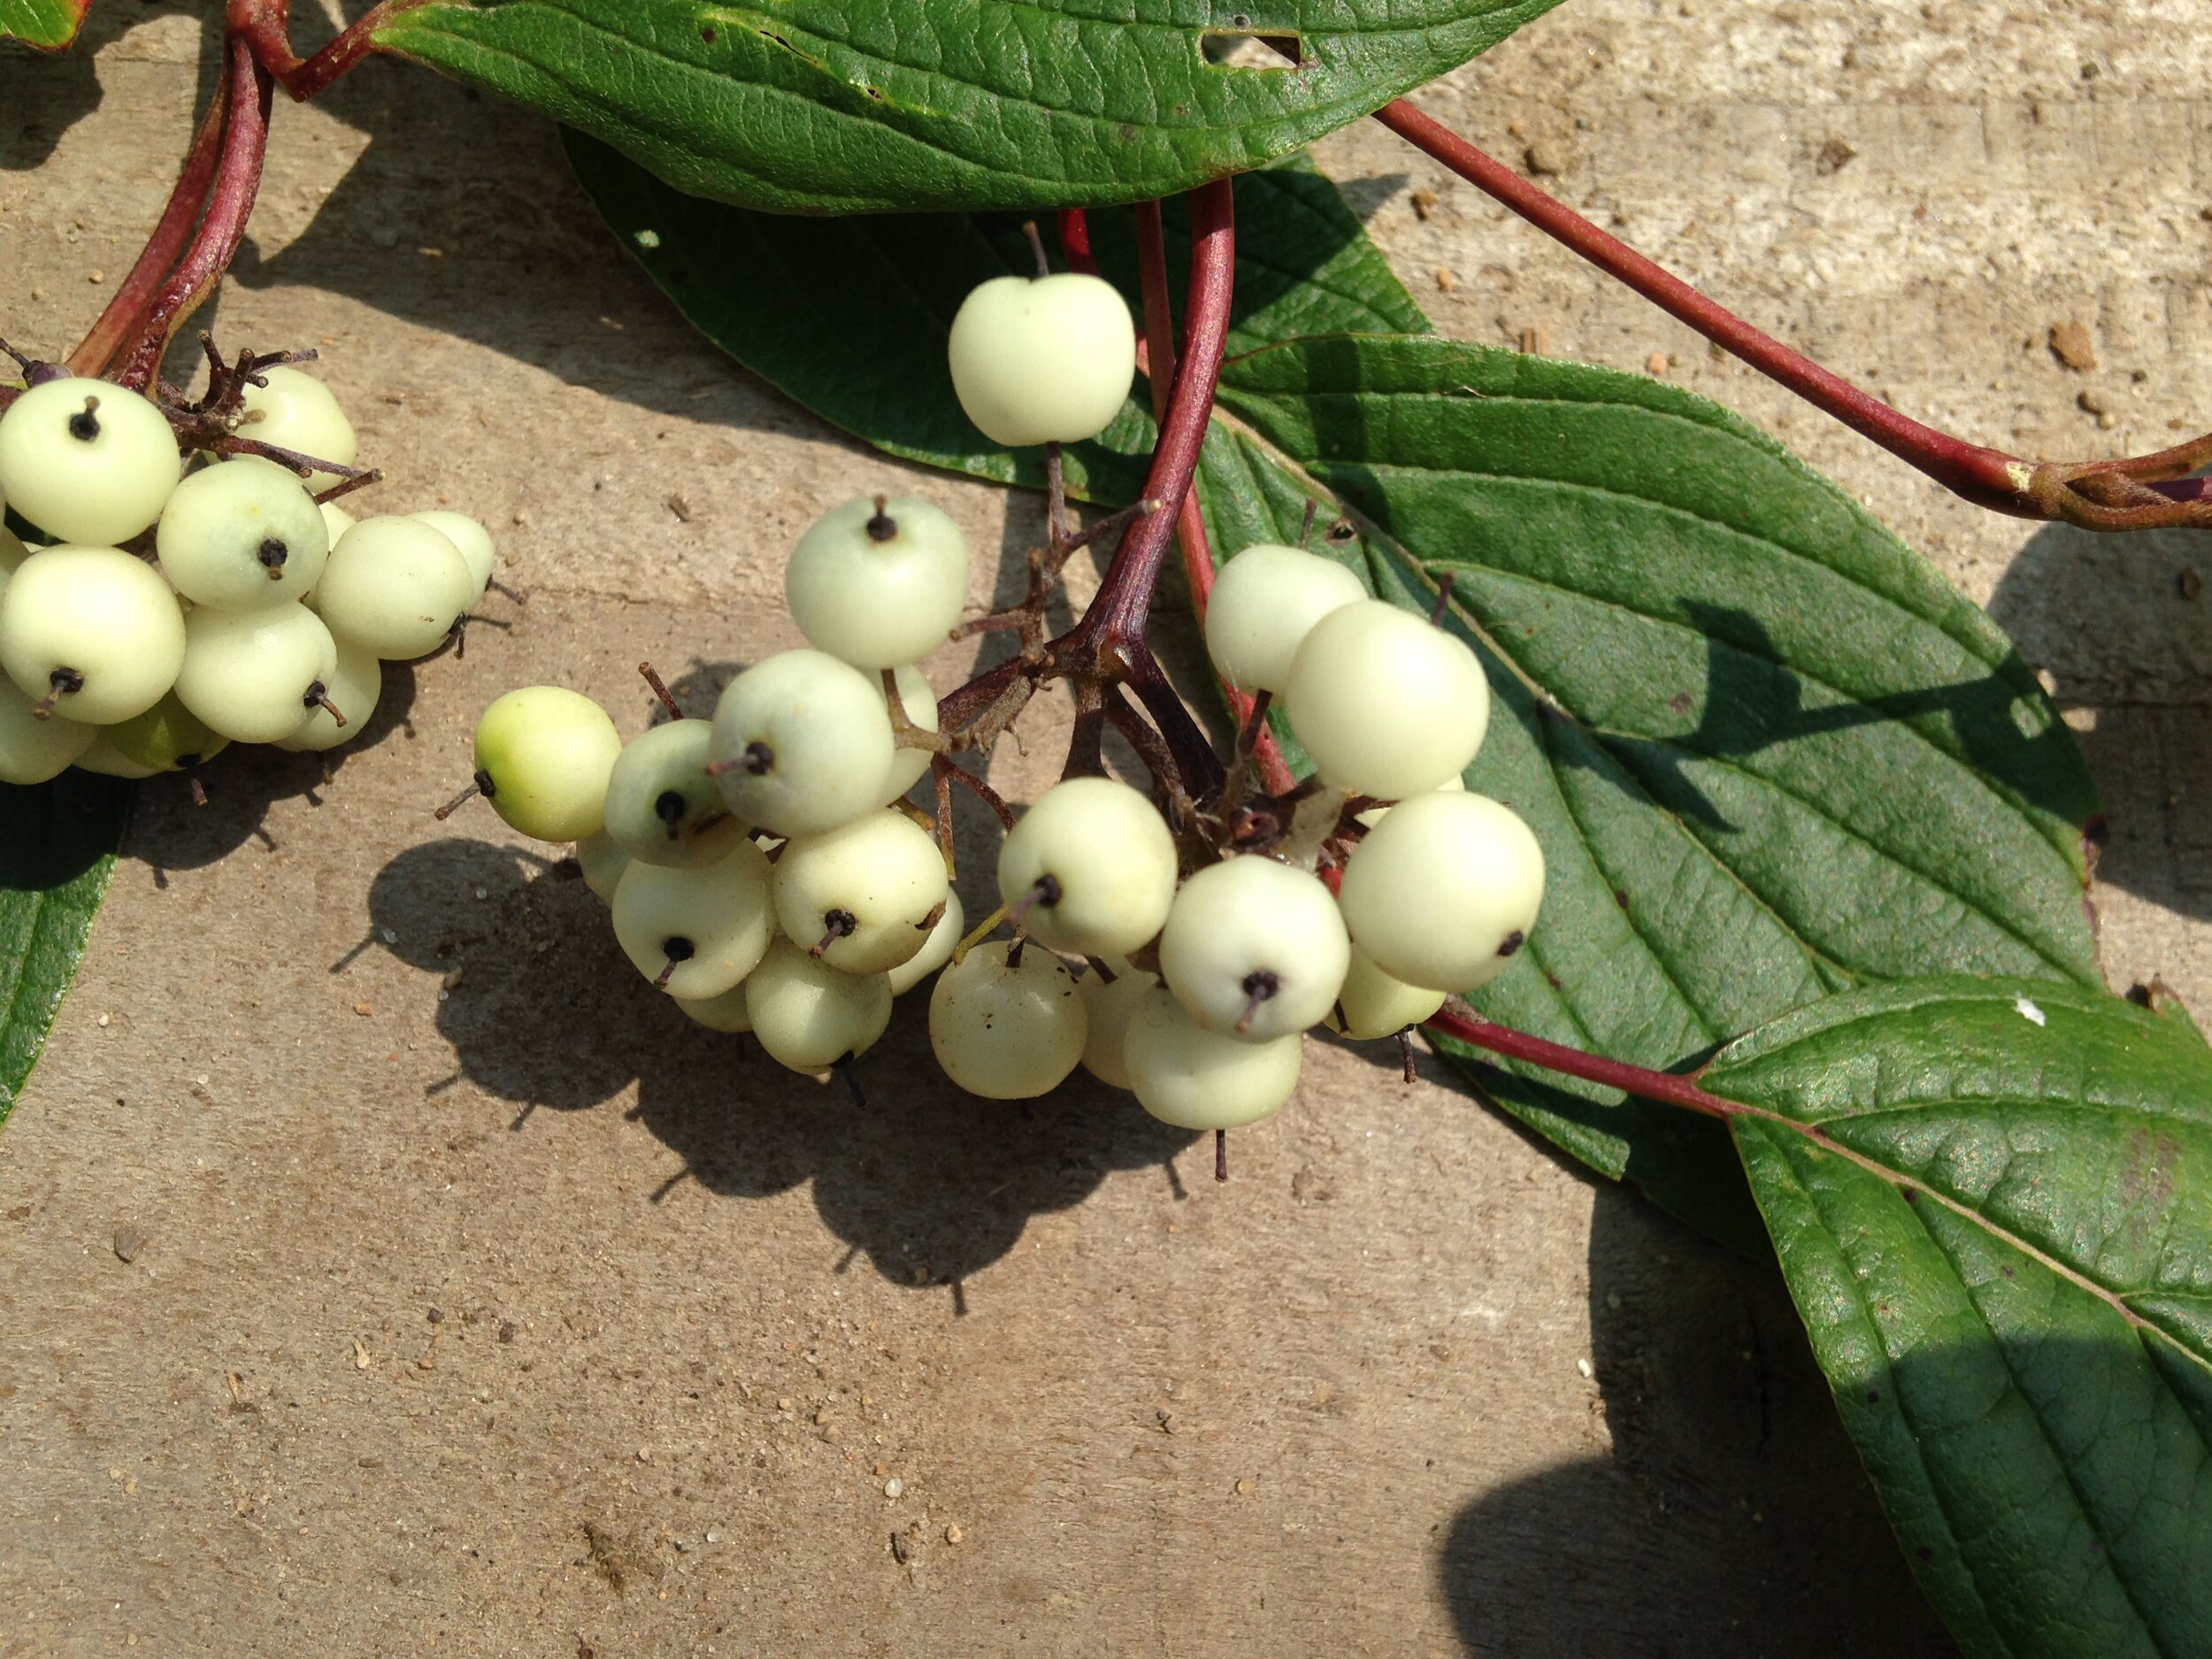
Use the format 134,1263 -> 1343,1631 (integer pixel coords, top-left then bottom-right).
359,824 -> 1196,1297
121,657 -> 424,878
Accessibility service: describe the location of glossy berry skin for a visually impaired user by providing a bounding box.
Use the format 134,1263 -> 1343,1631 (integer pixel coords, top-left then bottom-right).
104,691 -> 227,772
709,649 -> 895,839
602,718 -> 744,871
786,496 -> 970,670
1076,956 -> 1157,1091
995,776 -> 1178,959
411,511 -> 495,598
876,662 -> 940,804
472,686 -> 623,842
673,979 -> 752,1034
949,273 -> 1138,447
173,603 -> 339,744
1323,944 -> 1447,1041
1157,856 -> 1349,1041
886,890 -> 964,997
1283,599 -> 1490,800
1202,543 -> 1367,695
928,941 -> 1087,1100
745,936 -> 893,1072
316,516 -> 475,661
275,637 -> 380,753
573,832 -> 632,903
611,837 -> 775,1000
772,808 -> 949,974
0,377 -> 180,546
1337,791 -> 1545,994
1123,988 -> 1303,1132
239,366 -> 357,490
155,456 -> 330,609
0,677 -> 93,784
0,545 -> 186,724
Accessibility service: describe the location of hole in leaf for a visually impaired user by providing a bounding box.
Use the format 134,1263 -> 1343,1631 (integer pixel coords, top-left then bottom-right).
1200,29 -> 1305,68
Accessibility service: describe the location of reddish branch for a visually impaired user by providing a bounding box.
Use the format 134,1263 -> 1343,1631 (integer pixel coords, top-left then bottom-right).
1423,1003 -> 1729,1118
229,0 -> 419,101
112,38 -> 273,393
1374,97 -> 2212,532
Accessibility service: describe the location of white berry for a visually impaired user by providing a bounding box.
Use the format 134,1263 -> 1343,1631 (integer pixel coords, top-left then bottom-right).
673,979 -> 753,1033
0,524 -> 30,580
745,936 -> 893,1072
772,808 -> 949,974
1283,599 -> 1490,799
996,776 -> 1178,958
1203,543 -> 1368,695
155,455 -> 329,609
238,365 -> 357,490
1157,856 -> 1348,1041
602,718 -> 745,870
787,496 -> 970,670
102,691 -> 227,772
875,661 -> 941,804
948,273 -> 1138,447
316,516 -> 474,660
574,831 -> 632,902
411,510 -> 495,598
171,603 -> 337,744
1325,944 -> 1448,1041
611,837 -> 775,999
1123,988 -> 1303,1131
886,889 -> 964,996
709,649 -> 895,838
276,636 -> 380,753
1338,791 -> 1544,992
0,545 -> 185,724
0,377 -> 180,545
471,686 -> 623,842
928,941 -> 1087,1100
0,676 -> 93,784
1076,956 -> 1157,1090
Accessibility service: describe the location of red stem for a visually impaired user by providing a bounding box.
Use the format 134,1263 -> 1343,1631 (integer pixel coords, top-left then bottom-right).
68,75 -> 231,378
231,0 -> 416,101
1056,209 -> 1100,278
113,39 -> 273,393
1059,180 -> 1234,658
1373,98 -> 2033,516
1422,1004 -> 1730,1120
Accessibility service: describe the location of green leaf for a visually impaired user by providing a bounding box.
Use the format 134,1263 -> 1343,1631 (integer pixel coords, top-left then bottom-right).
564,136 -> 2101,1250
384,0 -> 1563,213
0,0 -> 90,50
1704,979 -> 2212,1659
0,773 -> 128,1129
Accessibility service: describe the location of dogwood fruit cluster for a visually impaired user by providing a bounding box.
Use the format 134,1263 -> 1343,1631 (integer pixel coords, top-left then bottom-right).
452,495 -> 968,1076
0,365 -> 491,785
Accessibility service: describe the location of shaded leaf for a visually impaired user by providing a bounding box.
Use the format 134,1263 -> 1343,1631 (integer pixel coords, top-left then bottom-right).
1706,978 -> 2212,1659
384,0 -> 1563,214
0,773 -> 129,1128
0,0 -> 90,50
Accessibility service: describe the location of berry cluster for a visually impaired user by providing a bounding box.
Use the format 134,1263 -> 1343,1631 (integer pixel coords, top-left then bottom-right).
445,257 -> 1542,1151
0,361 -> 494,787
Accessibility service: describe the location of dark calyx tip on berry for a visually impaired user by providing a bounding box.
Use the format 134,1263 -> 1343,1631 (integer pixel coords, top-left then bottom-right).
655,789 -> 689,836
1234,969 -> 1281,1033
257,536 -> 289,574
31,665 -> 84,718
66,395 -> 102,442
812,909 -> 858,958
301,680 -> 347,727
1496,929 -> 1526,958
1007,872 -> 1063,932
653,936 -> 697,989
865,495 -> 898,542
742,740 -> 774,777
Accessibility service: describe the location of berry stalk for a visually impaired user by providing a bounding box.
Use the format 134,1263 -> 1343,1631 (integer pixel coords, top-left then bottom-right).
1371,96 -> 2212,534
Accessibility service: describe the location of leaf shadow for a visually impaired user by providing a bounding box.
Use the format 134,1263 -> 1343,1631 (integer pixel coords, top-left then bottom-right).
1438,1178 -> 1957,1657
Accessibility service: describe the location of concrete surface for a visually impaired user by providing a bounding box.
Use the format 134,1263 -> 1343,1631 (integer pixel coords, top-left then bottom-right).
1,1 -> 2207,1653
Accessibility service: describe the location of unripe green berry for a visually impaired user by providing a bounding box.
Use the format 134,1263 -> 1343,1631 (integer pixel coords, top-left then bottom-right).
104,691 -> 227,772
470,686 -> 623,842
